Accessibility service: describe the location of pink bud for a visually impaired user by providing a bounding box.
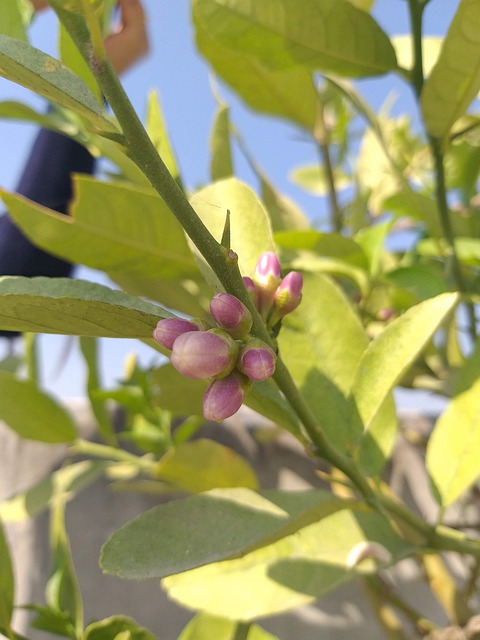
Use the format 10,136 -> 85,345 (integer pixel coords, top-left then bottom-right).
203,371 -> 251,421
153,317 -> 201,350
171,329 -> 238,380
237,338 -> 277,382
252,252 -> 282,316
242,277 -> 260,310
269,271 -> 303,326
210,293 -> 253,339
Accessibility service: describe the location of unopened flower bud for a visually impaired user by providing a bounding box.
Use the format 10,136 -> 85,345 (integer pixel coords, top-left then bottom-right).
153,317 -> 201,350
242,276 -> 260,309
252,252 -> 282,315
210,293 -> 253,339
269,271 -> 303,326
171,329 -> 238,380
203,371 -> 251,421
237,338 -> 276,381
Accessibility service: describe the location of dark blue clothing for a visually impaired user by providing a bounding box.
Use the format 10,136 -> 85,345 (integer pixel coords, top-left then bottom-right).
0,127 -> 95,337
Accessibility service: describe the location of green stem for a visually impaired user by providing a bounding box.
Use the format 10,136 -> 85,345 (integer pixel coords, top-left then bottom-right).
314,105 -> 343,232
407,0 -> 425,96
71,439 -> 156,473
430,138 -> 477,342
233,623 -> 251,640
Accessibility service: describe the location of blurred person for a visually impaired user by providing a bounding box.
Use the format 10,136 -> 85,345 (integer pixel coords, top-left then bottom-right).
0,0 -> 149,337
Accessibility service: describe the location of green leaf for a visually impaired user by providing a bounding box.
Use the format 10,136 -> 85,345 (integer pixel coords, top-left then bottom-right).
178,614 -> 279,640
193,0 -> 397,78
0,35 -> 118,134
190,178 -> 276,286
245,379 -> 303,438
146,90 -> 180,183
0,461 -> 109,522
0,370 -> 77,443
46,498 -> 83,638
421,0 -> 480,143
152,364 -> 206,416
195,15 -> 318,130
261,177 -> 310,232
162,501 -> 410,620
210,104 -> 234,181
59,22 -> 103,104
100,488 -> 345,580
2,176 -> 197,279
0,0 -> 29,42
350,293 -> 459,455
79,337 -> 114,441
0,276 -> 167,338
277,272 -> 368,452
0,518 -> 14,631
290,164 -> 351,196
426,341 -> 480,507
156,439 -> 258,493
84,615 -> 158,640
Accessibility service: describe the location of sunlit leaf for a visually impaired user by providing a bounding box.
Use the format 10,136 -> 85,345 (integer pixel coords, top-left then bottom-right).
426,341 -> 480,506
0,0 -> 29,42
421,0 -> 480,143
146,90 -> 180,183
178,614 -> 279,640
156,439 -> 258,493
190,178 -> 276,287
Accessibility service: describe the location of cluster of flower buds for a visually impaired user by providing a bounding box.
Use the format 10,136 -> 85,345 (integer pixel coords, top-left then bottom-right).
152,252 -> 303,422
244,252 -> 303,330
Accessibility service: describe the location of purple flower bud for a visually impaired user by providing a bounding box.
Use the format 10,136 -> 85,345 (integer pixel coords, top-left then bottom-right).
269,271 -> 303,326
252,252 -> 282,316
171,329 -> 238,380
237,338 -> 277,381
153,317 -> 201,350
242,276 -> 260,310
210,293 -> 253,339
203,371 -> 251,421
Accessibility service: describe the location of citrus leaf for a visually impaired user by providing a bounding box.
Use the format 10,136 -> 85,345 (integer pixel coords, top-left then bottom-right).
193,0 -> 397,78
421,0 -> 480,142
0,370 -> 77,443
0,276 -> 167,338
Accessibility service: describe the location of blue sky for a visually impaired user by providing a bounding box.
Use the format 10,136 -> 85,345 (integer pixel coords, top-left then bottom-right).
0,0 -> 458,403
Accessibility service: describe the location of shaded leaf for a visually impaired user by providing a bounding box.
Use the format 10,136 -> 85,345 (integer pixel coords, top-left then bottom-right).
0,370 -> 77,443
0,518 -> 14,631
421,0 -> 480,143
0,276 -> 167,338
0,461 -> 109,522
100,488 -> 345,580
195,16 -> 318,130
193,0 -> 397,78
